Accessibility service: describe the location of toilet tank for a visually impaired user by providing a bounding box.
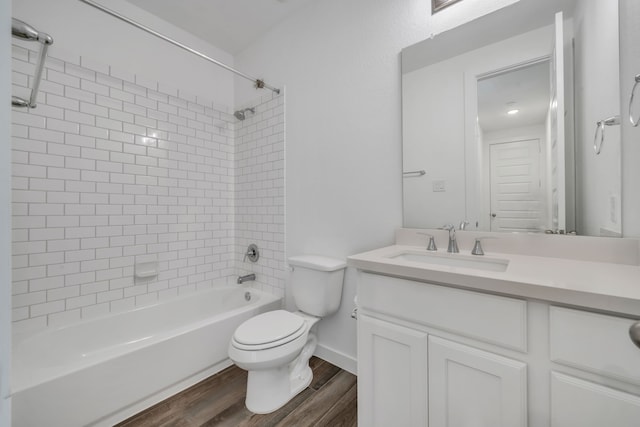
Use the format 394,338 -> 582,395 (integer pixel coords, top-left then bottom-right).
288,255 -> 346,317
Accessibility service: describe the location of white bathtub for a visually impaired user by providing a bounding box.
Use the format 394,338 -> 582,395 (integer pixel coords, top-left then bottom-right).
11,286 -> 281,427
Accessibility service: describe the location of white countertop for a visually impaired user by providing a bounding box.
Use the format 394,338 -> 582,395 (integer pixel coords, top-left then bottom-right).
348,243 -> 640,317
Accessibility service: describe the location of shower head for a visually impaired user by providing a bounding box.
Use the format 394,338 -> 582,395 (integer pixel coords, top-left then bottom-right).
234,107 -> 255,121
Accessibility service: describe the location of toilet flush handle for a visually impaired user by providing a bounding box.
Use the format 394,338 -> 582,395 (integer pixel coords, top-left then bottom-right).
630,321 -> 640,349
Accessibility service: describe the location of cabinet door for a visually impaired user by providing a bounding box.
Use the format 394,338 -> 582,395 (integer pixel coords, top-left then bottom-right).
551,372 -> 640,427
428,336 -> 527,427
358,314 -> 428,427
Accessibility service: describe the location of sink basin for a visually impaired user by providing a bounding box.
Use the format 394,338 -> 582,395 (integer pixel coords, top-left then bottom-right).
389,251 -> 509,272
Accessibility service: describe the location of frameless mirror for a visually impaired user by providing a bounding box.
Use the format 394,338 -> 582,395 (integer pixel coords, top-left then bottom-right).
402,0 -> 622,237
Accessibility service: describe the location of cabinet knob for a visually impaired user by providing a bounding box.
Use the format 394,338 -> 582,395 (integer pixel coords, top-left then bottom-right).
629,321 -> 640,349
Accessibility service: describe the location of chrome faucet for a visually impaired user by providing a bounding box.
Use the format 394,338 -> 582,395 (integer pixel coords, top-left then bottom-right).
237,273 -> 256,284
441,224 -> 459,253
459,220 -> 469,231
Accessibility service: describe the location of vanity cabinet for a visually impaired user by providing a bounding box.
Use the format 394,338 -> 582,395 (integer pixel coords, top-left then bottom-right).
358,314 -> 527,427
356,272 -> 640,427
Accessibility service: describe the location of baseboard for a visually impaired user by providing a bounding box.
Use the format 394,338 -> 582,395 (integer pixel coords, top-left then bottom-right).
314,344 -> 357,376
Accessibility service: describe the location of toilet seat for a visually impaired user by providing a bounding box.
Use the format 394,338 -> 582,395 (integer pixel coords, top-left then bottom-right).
232,310 -> 307,351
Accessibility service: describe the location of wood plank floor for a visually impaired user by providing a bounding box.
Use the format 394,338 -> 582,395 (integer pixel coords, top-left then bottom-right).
116,357 -> 357,427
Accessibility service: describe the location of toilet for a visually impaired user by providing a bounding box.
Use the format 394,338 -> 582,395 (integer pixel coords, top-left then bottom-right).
228,255 -> 346,414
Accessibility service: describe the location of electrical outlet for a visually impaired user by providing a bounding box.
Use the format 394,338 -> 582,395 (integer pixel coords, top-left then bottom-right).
432,180 -> 446,192
610,194 -> 618,224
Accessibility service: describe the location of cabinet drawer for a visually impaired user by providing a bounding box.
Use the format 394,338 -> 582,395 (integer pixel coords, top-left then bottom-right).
551,372 -> 640,427
358,272 -> 527,351
550,306 -> 640,385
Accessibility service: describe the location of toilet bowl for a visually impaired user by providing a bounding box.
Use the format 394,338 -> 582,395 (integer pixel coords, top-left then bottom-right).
228,310 -> 319,414
228,255 -> 346,414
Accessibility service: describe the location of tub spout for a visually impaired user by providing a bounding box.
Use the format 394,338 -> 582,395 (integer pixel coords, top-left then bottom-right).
237,273 -> 256,284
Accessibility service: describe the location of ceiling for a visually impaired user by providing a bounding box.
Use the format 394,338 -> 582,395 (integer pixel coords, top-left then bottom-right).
477,60 -> 551,133
126,0 -> 315,54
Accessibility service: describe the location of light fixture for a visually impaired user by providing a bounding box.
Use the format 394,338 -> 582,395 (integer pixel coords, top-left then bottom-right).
507,109 -> 520,115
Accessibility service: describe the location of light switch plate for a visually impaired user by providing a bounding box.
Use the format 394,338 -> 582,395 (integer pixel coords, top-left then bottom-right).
433,180 -> 446,192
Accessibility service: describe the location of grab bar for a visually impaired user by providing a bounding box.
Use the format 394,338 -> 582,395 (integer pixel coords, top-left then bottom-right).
593,115 -> 620,155
11,18 -> 53,108
629,74 -> 640,127
403,169 -> 426,177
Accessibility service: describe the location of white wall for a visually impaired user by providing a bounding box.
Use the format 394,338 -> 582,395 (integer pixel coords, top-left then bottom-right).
573,0 -> 621,236
403,57 -> 466,228
2,4 -> 12,426
429,0 -> 519,36
235,0 -> 428,372
234,0 -> 524,372
12,0 -> 234,106
620,0 -> 640,238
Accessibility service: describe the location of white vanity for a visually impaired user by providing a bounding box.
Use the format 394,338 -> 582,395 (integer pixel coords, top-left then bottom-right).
349,229 -> 640,427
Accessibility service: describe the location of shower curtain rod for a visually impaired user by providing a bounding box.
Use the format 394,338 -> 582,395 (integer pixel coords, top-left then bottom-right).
78,0 -> 281,95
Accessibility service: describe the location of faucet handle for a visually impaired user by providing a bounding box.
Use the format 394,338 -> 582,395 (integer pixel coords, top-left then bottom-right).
243,243 -> 260,263
471,239 -> 484,256
471,237 -> 497,256
417,232 -> 437,251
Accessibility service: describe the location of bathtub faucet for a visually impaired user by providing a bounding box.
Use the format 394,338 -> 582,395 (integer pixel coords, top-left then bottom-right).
237,273 -> 256,284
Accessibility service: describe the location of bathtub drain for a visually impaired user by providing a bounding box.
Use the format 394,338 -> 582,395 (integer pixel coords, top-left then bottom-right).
245,291 -> 251,301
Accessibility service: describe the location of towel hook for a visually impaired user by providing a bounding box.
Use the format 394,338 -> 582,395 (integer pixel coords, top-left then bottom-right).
402,169 -> 426,177
629,74 -> 640,127
593,115 -> 620,155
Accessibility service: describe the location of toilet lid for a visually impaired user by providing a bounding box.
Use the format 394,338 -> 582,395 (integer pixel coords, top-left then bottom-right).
234,310 -> 305,346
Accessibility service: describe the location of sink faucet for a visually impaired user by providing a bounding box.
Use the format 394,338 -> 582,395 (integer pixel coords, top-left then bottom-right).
459,220 -> 469,231
441,224 -> 459,253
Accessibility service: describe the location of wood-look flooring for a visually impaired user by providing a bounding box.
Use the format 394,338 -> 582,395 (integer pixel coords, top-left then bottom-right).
116,357 -> 357,427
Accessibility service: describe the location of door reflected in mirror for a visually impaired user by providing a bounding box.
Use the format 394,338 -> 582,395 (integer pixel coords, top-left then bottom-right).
478,61 -> 553,233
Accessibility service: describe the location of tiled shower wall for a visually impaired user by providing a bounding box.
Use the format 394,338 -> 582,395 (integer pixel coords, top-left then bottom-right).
11,41 -> 284,333
234,93 -> 285,298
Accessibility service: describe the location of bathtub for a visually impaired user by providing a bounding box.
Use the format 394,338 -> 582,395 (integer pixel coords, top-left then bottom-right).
11,286 -> 281,427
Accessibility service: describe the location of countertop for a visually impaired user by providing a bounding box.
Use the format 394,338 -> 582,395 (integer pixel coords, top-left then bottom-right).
348,243 -> 640,317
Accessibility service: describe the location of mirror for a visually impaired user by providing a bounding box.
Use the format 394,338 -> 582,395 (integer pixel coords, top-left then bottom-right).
402,0 -> 622,237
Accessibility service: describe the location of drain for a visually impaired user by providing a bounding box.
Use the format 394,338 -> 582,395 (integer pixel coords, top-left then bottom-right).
244,291 -> 251,301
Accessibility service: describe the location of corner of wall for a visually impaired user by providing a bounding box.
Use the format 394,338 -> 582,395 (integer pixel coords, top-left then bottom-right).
233,89 -> 286,299
2,4 -> 13,426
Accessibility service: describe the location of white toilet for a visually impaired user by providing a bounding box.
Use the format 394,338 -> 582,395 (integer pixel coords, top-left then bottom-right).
228,255 -> 346,414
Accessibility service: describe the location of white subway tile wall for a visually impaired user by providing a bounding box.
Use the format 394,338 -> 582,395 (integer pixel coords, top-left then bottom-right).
235,94 -> 286,298
11,42 -> 285,333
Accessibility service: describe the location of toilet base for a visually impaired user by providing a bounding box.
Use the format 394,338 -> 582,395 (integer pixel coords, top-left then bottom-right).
245,333 -> 317,414
245,365 -> 313,414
